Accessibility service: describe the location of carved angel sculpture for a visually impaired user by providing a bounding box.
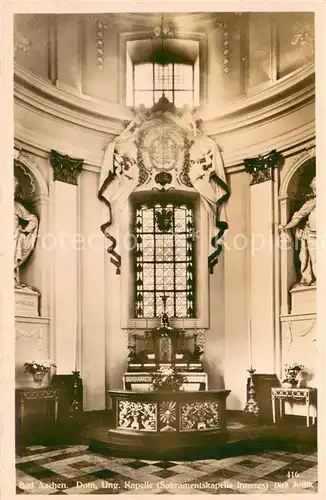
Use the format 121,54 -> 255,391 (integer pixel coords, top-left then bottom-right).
14,177 -> 39,287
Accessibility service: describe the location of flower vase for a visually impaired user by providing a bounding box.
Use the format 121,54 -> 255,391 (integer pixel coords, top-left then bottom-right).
31,371 -> 46,387
282,378 -> 298,389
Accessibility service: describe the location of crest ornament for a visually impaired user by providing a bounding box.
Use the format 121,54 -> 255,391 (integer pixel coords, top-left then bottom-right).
155,171 -> 173,188
155,208 -> 173,233
140,124 -> 184,174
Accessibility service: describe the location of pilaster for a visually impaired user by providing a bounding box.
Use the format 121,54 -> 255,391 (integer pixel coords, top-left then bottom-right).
50,150 -> 83,374
244,150 -> 283,373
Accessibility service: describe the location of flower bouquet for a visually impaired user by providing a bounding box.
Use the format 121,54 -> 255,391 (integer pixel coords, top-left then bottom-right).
151,366 -> 187,391
282,363 -> 304,388
24,359 -> 56,386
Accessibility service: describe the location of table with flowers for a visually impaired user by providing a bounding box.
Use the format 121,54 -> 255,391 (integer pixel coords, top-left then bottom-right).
16,359 -> 58,443
16,386 -> 59,427
271,387 -> 317,427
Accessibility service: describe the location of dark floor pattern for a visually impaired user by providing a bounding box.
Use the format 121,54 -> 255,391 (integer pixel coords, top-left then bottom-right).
16,445 -> 317,495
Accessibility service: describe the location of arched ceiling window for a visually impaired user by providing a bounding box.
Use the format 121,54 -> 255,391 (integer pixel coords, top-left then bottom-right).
126,38 -> 200,109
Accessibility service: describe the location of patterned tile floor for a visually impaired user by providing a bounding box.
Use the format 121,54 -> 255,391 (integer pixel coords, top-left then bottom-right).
16,445 -> 318,495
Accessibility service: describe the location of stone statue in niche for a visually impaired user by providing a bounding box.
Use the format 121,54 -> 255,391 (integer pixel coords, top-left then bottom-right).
279,177 -> 316,286
14,176 -> 39,288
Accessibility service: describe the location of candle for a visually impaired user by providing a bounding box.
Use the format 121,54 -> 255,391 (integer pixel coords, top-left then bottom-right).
248,319 -> 252,368
74,319 -> 77,372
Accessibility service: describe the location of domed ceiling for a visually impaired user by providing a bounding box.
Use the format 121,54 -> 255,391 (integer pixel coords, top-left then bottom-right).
13,12 -> 315,167
14,12 -> 314,111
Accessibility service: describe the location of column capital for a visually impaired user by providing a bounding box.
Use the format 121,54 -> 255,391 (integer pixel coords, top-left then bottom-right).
244,150 -> 283,185
50,150 -> 84,186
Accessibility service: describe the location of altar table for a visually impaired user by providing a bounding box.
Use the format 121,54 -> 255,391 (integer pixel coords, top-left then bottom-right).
94,389 -> 231,459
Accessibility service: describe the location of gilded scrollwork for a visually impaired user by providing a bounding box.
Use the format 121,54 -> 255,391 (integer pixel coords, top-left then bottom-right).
117,400 -> 157,431
179,136 -> 194,188
244,150 -> 283,185
50,150 -> 84,186
134,130 -> 149,185
180,401 -> 220,431
271,387 -> 314,403
159,401 -> 177,432
21,389 -> 57,400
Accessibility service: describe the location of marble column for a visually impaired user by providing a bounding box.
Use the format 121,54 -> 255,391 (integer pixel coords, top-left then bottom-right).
244,151 -> 282,373
50,150 -> 83,374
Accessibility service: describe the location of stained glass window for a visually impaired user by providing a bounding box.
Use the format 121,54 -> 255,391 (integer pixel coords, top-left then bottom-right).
133,62 -> 195,108
134,200 -> 196,318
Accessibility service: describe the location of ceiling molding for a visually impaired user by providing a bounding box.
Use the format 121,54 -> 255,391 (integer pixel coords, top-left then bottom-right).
14,122 -> 106,169
224,124 -> 315,172
15,117 -> 314,177
15,62 -> 314,141
14,63 -> 133,135
199,64 -> 315,136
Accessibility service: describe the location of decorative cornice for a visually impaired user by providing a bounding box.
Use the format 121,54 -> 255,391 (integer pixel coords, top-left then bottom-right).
50,150 -> 84,185
15,120 -> 315,176
244,150 -> 283,185
200,63 -> 315,136
15,62 -> 314,139
14,63 -> 132,135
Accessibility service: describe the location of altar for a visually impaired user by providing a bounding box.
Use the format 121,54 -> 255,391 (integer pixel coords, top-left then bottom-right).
90,389 -> 231,459
89,300 -> 231,458
124,297 -> 209,391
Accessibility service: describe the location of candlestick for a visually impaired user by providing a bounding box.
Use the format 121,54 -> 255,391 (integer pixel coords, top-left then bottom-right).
244,367 -> 260,420
74,319 -> 77,372
70,370 -> 81,418
248,319 -> 252,369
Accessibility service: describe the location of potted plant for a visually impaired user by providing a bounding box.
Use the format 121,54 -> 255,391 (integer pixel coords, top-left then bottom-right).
24,359 -> 56,387
151,366 -> 187,391
282,363 -> 304,388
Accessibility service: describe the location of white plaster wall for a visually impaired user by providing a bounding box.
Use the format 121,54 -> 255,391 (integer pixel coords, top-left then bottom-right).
50,181 -> 78,374
80,169 -> 107,410
205,255 -> 225,390
105,254 -> 127,407
281,317 -> 317,416
15,316 -> 50,387
224,171 -> 250,410
250,181 -> 275,374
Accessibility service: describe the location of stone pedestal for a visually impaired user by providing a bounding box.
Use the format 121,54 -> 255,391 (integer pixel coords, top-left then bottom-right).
15,288 -> 39,317
290,285 -> 316,314
15,315 -> 50,387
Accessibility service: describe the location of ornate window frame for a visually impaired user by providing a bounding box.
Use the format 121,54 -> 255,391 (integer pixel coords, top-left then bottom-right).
120,190 -> 210,330
118,30 -> 208,107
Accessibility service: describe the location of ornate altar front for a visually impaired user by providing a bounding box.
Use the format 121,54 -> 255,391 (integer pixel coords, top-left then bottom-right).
124,301 -> 208,391
90,389 -> 230,459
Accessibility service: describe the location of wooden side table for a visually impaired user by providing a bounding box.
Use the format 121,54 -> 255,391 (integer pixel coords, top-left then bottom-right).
16,387 -> 59,428
271,387 -> 317,427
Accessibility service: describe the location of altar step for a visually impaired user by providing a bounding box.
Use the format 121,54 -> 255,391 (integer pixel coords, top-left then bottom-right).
88,420 -> 316,461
